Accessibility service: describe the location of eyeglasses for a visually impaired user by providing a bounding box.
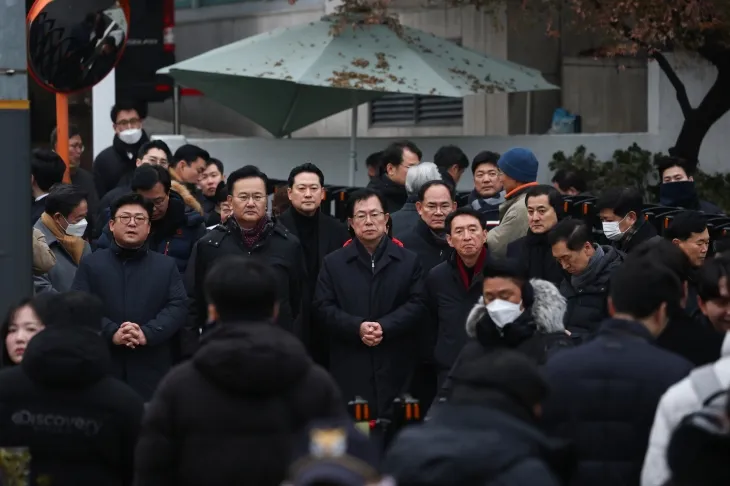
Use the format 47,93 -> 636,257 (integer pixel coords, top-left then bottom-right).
352,211 -> 385,223
142,156 -> 168,168
149,197 -> 168,207
235,194 -> 266,203
115,215 -> 149,225
115,118 -> 142,129
70,143 -> 84,152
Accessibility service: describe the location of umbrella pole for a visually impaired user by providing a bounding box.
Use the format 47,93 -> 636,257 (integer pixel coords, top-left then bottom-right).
173,85 -> 181,135
349,97 -> 358,187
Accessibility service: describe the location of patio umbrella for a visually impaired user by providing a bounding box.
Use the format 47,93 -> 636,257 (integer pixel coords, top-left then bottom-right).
159,15 -> 558,183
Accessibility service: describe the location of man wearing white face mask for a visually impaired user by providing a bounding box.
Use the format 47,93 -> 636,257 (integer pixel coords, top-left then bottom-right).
33,184 -> 92,293
435,258 -> 573,401
93,101 -> 150,199
597,187 -> 659,254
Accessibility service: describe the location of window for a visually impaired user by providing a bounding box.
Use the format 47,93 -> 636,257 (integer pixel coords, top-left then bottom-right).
369,94 -> 463,126
369,38 -> 463,127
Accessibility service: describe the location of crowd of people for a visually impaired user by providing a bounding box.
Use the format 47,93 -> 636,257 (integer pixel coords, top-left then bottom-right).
12,100 -> 730,485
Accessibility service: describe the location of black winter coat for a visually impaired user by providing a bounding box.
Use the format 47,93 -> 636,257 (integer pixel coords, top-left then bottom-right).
71,242 -> 188,400
385,403 -> 570,486
93,133 -> 149,198
656,309 -> 724,366
279,208 -> 349,363
507,231 -> 566,286
134,322 -> 345,486
185,218 -> 307,355
399,218 -> 452,274
425,253 -> 486,374
559,245 -> 624,337
541,318 -> 693,486
0,326 -> 144,486
367,175 -> 408,213
314,237 -> 424,418
437,278 -> 574,402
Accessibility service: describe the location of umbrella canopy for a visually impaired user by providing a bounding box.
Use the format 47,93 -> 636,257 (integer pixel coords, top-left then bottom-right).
159,15 -> 558,137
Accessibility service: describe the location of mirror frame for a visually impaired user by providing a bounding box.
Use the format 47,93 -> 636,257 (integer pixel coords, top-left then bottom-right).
26,0 -> 131,94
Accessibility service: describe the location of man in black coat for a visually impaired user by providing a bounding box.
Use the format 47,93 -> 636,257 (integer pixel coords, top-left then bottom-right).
399,180 -> 456,273
72,193 -> 187,400
541,259 -> 693,486
0,291 -> 144,486
385,349 -> 573,486
549,219 -> 624,339
314,188 -> 424,418
597,186 -> 659,254
507,185 -> 566,286
367,140 -> 421,213
185,165 -> 307,356
279,163 -> 349,366
425,207 -> 488,388
93,102 -> 151,198
135,256 -> 345,486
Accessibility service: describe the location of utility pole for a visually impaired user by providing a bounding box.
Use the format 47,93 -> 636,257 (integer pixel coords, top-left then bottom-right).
0,1 -> 33,313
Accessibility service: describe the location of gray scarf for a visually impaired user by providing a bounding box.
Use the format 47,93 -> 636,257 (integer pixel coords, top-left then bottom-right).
571,244 -> 605,289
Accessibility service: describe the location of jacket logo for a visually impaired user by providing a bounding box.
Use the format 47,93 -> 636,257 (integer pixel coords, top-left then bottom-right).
11,410 -> 102,437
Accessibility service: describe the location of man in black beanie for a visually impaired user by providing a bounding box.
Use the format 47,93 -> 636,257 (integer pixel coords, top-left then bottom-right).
0,291 -> 144,486
384,349 -> 574,486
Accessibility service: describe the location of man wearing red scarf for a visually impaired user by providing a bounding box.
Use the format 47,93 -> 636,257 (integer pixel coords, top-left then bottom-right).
424,207 -> 488,389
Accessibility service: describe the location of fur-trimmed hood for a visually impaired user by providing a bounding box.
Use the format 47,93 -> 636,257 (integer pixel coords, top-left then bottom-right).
466,278 -> 566,338
169,169 -> 204,215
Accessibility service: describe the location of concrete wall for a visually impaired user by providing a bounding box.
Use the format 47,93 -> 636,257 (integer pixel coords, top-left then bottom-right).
152,53 -> 730,193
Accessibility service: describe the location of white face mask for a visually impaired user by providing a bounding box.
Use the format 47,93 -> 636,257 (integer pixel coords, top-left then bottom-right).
118,128 -> 143,145
64,218 -> 88,237
486,299 -> 523,329
602,220 -> 625,241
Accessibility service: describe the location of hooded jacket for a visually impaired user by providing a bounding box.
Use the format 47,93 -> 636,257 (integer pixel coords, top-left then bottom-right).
134,322 -> 345,486
437,279 -> 573,402
0,326 -> 144,486
642,334 -> 730,486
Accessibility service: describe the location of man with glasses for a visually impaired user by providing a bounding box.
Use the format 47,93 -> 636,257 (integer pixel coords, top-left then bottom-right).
93,101 -> 150,198
96,165 -> 206,275
51,124 -> 99,237
185,166 -> 307,357
399,180 -> 457,273
314,188 -> 424,419
72,192 -> 187,400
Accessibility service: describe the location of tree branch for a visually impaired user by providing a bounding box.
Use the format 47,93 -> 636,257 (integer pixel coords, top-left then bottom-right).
652,51 -> 693,118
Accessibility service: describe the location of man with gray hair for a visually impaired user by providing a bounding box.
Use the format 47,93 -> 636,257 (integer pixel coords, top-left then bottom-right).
391,161 -> 442,238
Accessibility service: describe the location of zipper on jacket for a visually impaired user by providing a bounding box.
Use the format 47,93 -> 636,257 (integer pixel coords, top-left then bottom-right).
371,255 -> 375,274
164,241 -> 170,255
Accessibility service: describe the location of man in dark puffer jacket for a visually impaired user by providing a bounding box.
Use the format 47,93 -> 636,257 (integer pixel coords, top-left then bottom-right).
135,256 -> 346,486
549,219 -> 624,340
541,259 -> 693,486
0,291 -> 144,486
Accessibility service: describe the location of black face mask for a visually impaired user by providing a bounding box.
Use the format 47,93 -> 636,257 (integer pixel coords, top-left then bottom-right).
660,180 -> 699,208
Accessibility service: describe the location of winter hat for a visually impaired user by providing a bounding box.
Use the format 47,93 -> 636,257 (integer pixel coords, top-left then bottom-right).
450,349 -> 548,409
287,419 -> 381,486
497,148 -> 539,183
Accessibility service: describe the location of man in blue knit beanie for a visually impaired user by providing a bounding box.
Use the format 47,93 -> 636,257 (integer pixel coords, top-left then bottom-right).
486,148 -> 539,257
